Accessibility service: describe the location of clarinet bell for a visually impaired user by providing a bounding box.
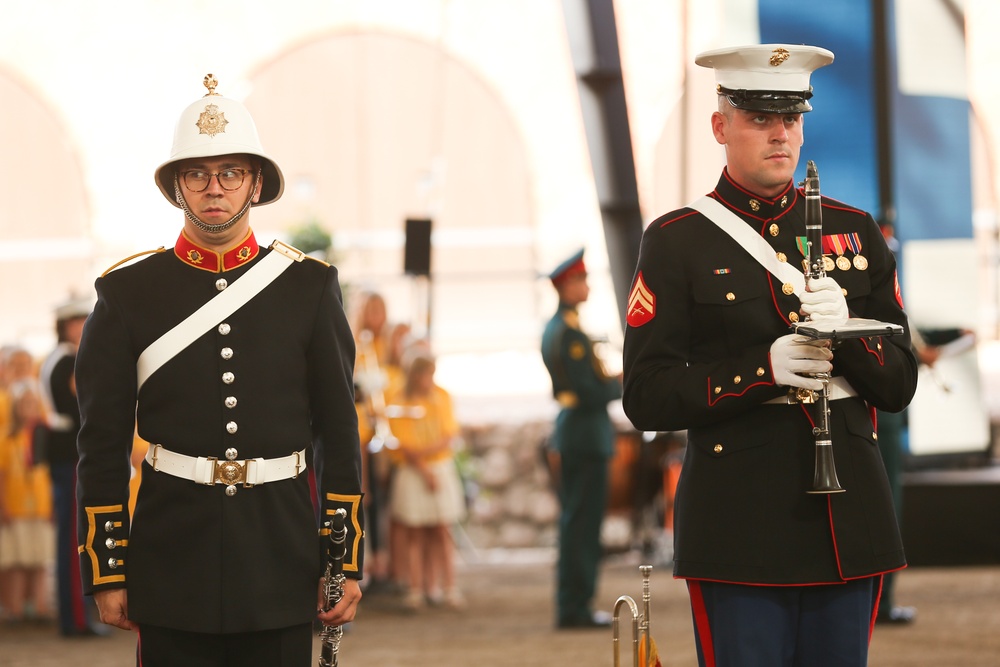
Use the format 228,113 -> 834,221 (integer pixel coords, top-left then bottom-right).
808,439 -> 845,494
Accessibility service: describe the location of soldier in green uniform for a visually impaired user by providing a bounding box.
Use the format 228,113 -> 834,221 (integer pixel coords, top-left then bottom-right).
541,249 -> 622,629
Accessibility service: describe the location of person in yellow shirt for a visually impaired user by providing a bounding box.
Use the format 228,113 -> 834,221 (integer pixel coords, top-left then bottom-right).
0,380 -> 54,623
352,292 -> 405,593
387,352 -> 466,610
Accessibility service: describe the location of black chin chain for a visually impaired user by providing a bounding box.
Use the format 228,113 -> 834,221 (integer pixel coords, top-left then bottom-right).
173,169 -> 261,234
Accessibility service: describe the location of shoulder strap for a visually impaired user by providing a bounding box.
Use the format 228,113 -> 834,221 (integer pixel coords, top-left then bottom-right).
135,241 -> 303,391
690,196 -> 805,297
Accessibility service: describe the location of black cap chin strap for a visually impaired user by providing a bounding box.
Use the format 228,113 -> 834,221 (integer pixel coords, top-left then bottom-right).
173,169 -> 261,234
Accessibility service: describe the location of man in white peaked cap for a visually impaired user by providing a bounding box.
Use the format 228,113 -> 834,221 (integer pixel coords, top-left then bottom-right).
39,294 -> 105,637
75,75 -> 364,665
622,45 -> 916,665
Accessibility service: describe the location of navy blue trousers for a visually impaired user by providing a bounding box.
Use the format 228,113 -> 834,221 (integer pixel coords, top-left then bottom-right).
688,576 -> 882,667
50,462 -> 92,634
137,623 -> 313,666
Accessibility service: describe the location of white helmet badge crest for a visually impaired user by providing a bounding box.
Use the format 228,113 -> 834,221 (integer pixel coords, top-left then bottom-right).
195,74 -> 227,137
196,104 -> 228,136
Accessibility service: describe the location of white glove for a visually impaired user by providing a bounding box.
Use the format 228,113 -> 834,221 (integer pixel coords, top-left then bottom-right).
799,276 -> 849,321
770,334 -> 833,390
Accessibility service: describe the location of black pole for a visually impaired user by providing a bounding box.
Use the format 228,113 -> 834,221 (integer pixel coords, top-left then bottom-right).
563,0 -> 644,331
872,0 -> 895,227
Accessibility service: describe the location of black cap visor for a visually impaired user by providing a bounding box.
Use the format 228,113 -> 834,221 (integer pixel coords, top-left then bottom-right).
719,85 -> 814,113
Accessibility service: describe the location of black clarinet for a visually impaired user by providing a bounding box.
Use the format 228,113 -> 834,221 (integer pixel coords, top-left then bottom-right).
802,160 -> 845,494
319,508 -> 348,667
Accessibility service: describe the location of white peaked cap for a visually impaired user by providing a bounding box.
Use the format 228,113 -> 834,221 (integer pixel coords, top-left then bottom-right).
695,44 -> 835,113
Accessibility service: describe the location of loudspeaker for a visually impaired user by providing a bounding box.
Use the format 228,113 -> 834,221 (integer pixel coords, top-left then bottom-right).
404,218 -> 432,276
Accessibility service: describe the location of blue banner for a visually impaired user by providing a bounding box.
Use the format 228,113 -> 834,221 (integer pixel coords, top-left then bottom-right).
755,0 -> 972,245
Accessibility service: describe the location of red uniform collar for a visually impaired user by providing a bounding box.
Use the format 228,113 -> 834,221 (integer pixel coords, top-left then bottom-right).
173,230 -> 260,272
712,168 -> 798,221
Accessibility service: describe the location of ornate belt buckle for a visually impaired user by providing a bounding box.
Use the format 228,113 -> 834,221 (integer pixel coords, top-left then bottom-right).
790,388 -> 817,404
215,459 -> 247,486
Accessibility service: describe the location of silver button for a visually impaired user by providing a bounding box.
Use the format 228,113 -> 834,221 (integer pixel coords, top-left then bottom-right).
222,372 -> 235,384
218,323 -> 231,335
226,485 -> 238,497
104,521 -> 114,533
216,278 -> 228,291
105,538 -> 117,550
220,347 -> 233,360
225,396 -> 237,409
225,448 -> 238,461
108,558 -> 119,570
226,421 -> 238,434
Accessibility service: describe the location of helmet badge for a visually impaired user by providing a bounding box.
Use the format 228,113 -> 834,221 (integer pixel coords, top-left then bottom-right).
195,73 -> 228,137
769,47 -> 791,67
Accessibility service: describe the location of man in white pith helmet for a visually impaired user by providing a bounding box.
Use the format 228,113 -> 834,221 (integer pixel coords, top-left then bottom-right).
75,74 -> 364,665
622,45 -> 916,665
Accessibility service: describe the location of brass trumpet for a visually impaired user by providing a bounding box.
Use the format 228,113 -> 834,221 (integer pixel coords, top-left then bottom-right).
613,565 -> 655,667
357,329 -> 398,453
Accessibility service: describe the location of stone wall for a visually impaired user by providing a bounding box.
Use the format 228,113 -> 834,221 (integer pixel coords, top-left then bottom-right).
458,420 -> 561,550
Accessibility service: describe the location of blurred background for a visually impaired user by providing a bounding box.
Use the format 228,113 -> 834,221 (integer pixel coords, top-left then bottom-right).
2,0 -> 999,556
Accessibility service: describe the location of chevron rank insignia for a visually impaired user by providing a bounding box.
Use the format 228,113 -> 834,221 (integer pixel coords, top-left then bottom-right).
627,271 -> 656,327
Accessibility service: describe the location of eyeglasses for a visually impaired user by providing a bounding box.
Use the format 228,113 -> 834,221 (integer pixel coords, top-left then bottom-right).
179,168 -> 254,192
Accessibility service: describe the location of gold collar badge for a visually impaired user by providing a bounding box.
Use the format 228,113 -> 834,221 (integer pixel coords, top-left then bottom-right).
196,73 -> 227,137
770,48 -> 791,67
187,249 -> 204,264
237,246 -> 251,262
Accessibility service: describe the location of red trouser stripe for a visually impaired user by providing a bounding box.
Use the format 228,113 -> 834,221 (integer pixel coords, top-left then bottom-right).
688,581 -> 717,667
67,474 -> 89,629
869,574 -> 884,642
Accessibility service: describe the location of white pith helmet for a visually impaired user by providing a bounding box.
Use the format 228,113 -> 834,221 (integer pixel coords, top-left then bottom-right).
154,74 -> 283,207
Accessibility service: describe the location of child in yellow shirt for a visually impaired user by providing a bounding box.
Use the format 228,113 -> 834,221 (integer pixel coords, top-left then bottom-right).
0,380 -> 54,622
387,352 -> 466,610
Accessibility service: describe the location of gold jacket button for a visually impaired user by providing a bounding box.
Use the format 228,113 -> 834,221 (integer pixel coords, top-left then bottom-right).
734,375 -> 742,384
714,386 -> 722,395
769,223 -> 779,237
776,252 -> 787,263
782,283 -> 795,295
756,367 -> 765,376
713,444 -> 723,454
873,432 -> 878,440
750,199 -> 761,212
789,312 -> 800,322
726,292 -> 735,301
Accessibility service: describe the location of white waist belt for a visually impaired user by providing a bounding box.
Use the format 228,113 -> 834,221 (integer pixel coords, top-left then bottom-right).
145,444 -> 306,490
764,376 -> 858,405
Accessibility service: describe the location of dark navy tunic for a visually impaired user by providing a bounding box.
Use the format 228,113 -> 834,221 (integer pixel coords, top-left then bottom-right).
623,170 -> 917,585
76,232 -> 364,634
